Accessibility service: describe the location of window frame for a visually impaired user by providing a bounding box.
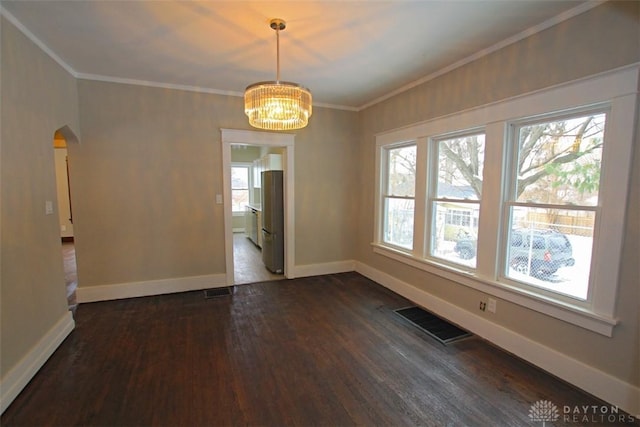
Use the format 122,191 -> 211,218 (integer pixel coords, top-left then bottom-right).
425,130 -> 486,270
230,162 -> 252,214
372,66 -> 638,336
378,142 -> 418,251
498,108 -> 607,304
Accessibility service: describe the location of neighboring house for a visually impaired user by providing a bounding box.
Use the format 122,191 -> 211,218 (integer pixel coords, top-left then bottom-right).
436,182 -> 479,241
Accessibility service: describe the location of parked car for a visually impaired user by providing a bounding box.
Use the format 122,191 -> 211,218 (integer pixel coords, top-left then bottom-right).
453,231 -> 476,260
454,228 -> 575,279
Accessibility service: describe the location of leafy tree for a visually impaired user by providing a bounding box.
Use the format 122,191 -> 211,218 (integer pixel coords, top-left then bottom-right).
545,160 -> 601,196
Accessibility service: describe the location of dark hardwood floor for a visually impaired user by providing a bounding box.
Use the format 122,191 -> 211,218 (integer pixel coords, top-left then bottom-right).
62,241 -> 77,307
2,273 -> 635,426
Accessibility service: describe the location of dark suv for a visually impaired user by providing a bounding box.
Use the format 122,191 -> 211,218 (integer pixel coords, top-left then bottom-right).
454,228 -> 575,279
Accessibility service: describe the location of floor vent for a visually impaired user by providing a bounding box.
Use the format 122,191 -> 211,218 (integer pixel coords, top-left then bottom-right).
394,306 -> 472,345
204,287 -> 232,299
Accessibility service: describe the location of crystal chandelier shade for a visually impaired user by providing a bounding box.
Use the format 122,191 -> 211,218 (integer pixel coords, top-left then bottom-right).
244,19 -> 312,131
245,81 -> 312,131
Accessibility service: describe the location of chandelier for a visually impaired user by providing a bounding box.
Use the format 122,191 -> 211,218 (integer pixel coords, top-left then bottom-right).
244,19 -> 312,131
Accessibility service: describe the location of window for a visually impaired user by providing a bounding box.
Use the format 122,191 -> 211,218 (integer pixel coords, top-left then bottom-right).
382,144 -> 416,250
429,133 -> 485,268
231,165 -> 250,213
503,112 -> 605,300
373,67 -> 638,335
445,210 -> 472,227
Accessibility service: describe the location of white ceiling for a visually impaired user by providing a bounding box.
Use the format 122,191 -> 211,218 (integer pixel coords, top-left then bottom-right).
2,0 -> 594,110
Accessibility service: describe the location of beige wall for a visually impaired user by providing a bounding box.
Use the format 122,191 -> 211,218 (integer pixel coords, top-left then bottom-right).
1,16 -> 80,376
73,80 -> 359,288
293,106 -> 360,265
356,1 -> 639,386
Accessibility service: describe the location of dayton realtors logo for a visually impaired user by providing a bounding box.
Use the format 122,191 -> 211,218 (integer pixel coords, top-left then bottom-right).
529,400 -> 559,426
529,400 -> 638,425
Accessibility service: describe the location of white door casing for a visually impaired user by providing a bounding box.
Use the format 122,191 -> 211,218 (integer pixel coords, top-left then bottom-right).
220,129 -> 295,285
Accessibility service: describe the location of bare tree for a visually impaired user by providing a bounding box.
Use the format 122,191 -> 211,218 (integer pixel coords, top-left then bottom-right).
388,146 -> 417,196
439,116 -> 603,201
439,135 -> 484,197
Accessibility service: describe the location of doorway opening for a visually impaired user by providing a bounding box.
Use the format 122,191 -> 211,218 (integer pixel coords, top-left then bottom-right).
230,146 -> 286,284
53,126 -> 78,309
221,129 -> 296,286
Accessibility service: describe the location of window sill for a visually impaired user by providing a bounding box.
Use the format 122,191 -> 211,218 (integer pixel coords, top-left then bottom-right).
371,242 -> 617,336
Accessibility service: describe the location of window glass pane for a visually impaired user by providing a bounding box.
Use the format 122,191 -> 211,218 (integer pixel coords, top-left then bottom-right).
383,197 -> 414,249
231,189 -> 249,212
387,145 -> 416,197
505,206 -> 593,300
231,166 -> 249,189
515,113 -> 605,206
231,166 -> 250,212
437,134 -> 484,200
432,202 -> 478,268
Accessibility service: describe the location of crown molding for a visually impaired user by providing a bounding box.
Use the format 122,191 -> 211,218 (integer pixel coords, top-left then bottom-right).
2,1 -> 606,113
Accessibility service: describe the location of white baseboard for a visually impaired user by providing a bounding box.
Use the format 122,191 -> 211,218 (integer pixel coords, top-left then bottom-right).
355,261 -> 640,417
1,311 -> 75,414
76,261 -> 358,302
76,273 -> 228,303
293,260 -> 356,278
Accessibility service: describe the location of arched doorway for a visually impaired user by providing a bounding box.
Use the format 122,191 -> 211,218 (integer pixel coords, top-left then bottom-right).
52,125 -> 79,308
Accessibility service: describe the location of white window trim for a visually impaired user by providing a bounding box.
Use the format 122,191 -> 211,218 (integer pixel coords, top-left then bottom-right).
373,65 -> 638,336
425,130 -> 485,268
381,142 -> 418,250
498,109 -> 607,303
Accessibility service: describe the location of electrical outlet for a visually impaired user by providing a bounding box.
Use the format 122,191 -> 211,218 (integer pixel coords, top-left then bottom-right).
487,298 -> 497,313
479,301 -> 487,312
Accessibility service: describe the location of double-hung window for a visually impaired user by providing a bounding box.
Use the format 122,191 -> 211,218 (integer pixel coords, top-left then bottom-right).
231,164 -> 251,213
429,132 -> 485,268
381,144 -> 417,250
502,111 -> 606,301
373,66 -> 637,335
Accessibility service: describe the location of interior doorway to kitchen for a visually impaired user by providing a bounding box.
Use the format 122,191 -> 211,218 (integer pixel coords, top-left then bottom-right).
230,146 -> 285,284
221,129 -> 296,286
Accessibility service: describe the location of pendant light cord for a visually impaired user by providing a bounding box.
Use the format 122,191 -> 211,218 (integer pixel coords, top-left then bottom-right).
275,25 -> 281,83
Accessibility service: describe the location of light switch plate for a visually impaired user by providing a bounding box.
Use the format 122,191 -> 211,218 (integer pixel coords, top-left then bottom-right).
215,194 -> 223,204
45,200 -> 54,215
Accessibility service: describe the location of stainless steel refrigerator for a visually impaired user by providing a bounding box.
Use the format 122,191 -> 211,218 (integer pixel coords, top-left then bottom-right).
261,170 -> 284,273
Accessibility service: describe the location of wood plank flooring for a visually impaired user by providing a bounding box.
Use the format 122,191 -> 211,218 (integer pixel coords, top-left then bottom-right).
2,273 -> 636,426
62,241 -> 77,307
233,232 -> 283,284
